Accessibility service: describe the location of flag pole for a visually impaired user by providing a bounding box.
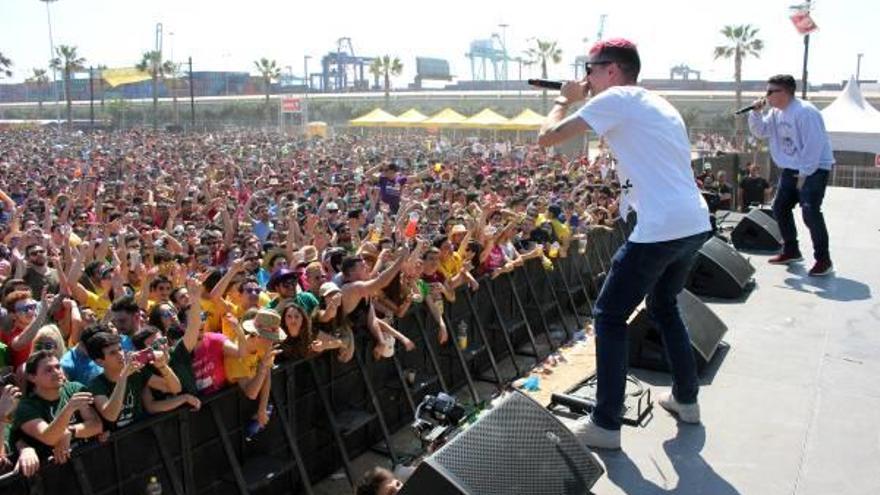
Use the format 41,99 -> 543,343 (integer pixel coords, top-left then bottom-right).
799,0 -> 811,100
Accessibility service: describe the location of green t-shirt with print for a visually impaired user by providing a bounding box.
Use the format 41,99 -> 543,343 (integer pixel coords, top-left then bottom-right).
87,370 -> 149,431
11,381 -> 87,459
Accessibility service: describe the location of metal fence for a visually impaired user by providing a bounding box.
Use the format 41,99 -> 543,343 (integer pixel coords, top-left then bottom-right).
0,225 -> 633,495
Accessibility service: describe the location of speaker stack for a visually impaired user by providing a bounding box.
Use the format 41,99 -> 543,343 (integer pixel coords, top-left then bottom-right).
627,289 -> 728,373
731,209 -> 782,251
687,236 -> 756,298
399,391 -> 604,495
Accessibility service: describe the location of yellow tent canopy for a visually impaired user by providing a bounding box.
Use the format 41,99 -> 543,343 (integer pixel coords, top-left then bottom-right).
349,108 -> 400,127
390,108 -> 428,127
418,108 -> 468,128
461,108 -> 510,129
101,67 -> 152,88
501,108 -> 546,131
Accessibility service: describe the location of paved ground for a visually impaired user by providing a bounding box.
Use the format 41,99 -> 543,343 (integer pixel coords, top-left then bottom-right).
316,186 -> 880,495
590,186 -> 879,495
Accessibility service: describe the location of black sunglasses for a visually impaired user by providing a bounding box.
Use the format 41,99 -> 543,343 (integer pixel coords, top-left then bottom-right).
585,61 -> 614,76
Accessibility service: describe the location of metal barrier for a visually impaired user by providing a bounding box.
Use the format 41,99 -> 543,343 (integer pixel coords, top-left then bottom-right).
0,247 -> 629,495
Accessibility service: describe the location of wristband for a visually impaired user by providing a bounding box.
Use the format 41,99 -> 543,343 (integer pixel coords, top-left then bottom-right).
554,98 -> 570,106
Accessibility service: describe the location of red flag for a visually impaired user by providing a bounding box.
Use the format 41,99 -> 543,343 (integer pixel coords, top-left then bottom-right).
790,11 -> 819,35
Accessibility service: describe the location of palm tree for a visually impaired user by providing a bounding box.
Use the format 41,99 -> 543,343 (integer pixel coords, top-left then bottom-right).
254,58 -> 281,123
524,39 -> 562,111
50,45 -> 86,125
27,68 -> 49,110
714,24 -> 764,149
368,55 -> 403,104
136,50 -> 170,130
0,51 -> 12,79
162,60 -> 181,125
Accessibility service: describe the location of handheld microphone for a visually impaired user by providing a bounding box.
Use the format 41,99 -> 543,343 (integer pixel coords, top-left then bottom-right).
734,99 -> 765,115
527,79 -> 563,90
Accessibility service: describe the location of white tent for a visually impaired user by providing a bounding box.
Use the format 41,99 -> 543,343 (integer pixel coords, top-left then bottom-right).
821,76 -> 880,153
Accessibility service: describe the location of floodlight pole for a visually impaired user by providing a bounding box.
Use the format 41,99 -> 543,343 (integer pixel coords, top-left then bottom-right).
800,0 -> 811,100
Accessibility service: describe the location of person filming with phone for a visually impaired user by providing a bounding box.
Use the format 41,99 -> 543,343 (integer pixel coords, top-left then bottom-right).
85,331 -> 182,431
747,74 -> 835,276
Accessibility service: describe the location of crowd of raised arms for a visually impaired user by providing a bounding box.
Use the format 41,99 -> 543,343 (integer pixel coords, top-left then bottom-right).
0,128 -> 629,476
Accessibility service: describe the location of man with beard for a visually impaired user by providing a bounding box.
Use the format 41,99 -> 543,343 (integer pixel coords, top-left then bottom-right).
21,244 -> 59,298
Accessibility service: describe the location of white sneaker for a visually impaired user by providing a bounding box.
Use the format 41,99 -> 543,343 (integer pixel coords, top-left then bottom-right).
569,415 -> 621,450
657,392 -> 701,424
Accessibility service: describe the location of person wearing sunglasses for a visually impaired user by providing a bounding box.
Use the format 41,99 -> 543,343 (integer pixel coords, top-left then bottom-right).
747,74 -> 835,276
21,244 -> 60,299
538,38 -> 711,450
2,291 -> 59,369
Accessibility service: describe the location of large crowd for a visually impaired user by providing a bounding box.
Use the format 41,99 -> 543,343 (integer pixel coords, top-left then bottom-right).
0,128 -> 628,476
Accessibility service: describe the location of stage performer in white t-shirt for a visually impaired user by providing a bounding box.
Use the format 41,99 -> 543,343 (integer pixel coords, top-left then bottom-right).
538,38 -> 711,450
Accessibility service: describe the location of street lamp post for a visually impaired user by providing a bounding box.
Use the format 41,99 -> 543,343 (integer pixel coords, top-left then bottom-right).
499,23 -> 509,95
856,53 -> 864,81
39,0 -> 62,132
303,55 -> 311,133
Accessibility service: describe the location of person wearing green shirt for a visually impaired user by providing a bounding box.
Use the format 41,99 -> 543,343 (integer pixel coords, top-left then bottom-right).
86,332 -> 189,431
12,351 -> 103,463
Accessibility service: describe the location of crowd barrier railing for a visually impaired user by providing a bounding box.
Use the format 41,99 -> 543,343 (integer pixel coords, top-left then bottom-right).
0,231 -> 633,495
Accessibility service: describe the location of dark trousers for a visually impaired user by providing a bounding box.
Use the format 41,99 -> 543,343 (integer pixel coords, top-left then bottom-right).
591,231 -> 710,430
771,168 -> 831,262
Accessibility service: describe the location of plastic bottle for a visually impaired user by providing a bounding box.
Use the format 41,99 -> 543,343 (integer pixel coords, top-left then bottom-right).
145,476 -> 162,495
244,404 -> 274,441
457,320 -> 468,350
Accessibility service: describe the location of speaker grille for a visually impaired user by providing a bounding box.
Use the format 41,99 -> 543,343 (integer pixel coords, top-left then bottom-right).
426,392 -> 604,495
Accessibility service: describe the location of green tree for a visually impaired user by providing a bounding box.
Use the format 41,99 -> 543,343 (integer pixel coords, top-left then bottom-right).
26,68 -> 50,110
254,58 -> 281,123
368,55 -> 403,104
524,39 -> 562,111
0,51 -> 12,79
50,45 -> 86,125
714,24 -> 764,149
162,60 -> 182,125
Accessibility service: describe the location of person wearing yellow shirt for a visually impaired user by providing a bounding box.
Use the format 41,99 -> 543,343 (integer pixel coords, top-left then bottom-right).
223,309 -> 285,430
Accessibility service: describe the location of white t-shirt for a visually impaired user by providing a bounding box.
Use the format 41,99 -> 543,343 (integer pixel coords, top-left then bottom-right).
576,86 -> 710,243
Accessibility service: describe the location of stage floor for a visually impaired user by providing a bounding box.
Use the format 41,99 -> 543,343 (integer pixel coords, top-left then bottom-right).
588,186 -> 879,495
316,186 -> 879,495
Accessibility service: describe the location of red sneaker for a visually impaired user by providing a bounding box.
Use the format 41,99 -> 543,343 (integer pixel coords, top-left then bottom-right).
768,253 -> 804,265
808,260 -> 834,277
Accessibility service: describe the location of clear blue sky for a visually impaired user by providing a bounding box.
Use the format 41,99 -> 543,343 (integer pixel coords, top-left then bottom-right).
0,0 -> 875,86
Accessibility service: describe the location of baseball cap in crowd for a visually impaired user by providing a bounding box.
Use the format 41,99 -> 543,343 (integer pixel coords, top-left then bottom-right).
450,224 -> 468,236
319,282 -> 341,298
242,309 -> 286,342
326,202 -> 339,212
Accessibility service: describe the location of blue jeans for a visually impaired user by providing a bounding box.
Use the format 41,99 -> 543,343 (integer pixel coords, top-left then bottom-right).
591,231 -> 710,430
772,168 -> 831,262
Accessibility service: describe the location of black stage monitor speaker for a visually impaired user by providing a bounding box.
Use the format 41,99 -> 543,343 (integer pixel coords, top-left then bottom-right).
687,236 -> 756,298
628,289 -> 728,373
399,391 -> 604,495
732,209 -> 782,251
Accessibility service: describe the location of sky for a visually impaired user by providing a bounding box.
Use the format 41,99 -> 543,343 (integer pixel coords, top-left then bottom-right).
0,0 -> 876,87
